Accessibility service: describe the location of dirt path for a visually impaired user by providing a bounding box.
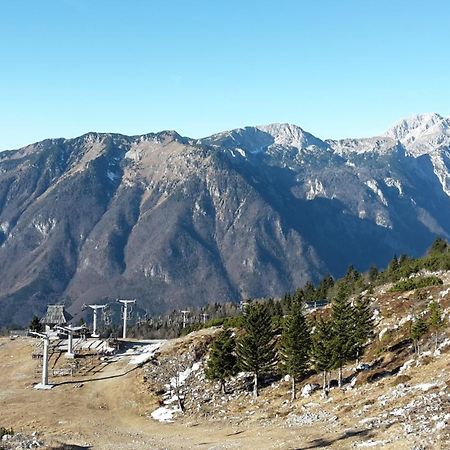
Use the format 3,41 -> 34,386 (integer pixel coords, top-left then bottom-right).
0,338 -> 342,449
0,337 -> 438,449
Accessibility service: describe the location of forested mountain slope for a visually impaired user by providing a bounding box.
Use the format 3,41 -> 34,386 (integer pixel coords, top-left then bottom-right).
0,113 -> 449,326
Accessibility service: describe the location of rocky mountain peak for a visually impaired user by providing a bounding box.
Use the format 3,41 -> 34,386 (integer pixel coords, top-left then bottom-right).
384,113 -> 450,145
1,114 -> 450,327
256,123 -> 324,149
200,122 -> 327,157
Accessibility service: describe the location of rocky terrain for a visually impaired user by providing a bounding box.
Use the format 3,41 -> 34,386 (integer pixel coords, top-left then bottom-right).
0,275 -> 449,449
0,113 -> 450,326
140,274 -> 450,449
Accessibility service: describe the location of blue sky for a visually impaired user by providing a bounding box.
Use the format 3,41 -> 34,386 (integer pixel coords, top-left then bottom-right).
1,0 -> 450,150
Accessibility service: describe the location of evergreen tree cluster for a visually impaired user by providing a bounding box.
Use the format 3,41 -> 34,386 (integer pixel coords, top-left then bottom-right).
128,237 -> 448,341
310,289 -> 374,390
409,300 -> 446,355
206,290 -> 375,399
374,237 -> 450,284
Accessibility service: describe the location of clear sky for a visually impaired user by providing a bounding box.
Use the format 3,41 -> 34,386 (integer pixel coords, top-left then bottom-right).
1,0 -> 450,150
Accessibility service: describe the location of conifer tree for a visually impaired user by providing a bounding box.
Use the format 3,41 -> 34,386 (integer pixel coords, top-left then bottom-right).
353,296 -> 374,365
29,315 -> 42,332
273,301 -> 283,319
279,299 -> 311,401
281,293 -> 293,315
292,288 -> 304,307
387,255 -> 399,280
267,298 -> 276,315
428,237 -> 448,255
330,287 -> 355,387
344,265 -> 360,285
310,315 -> 335,391
427,301 -> 445,351
303,281 -> 316,303
316,275 -> 334,300
410,316 -> 428,355
206,327 -> 238,393
368,265 -> 379,283
236,302 -> 276,397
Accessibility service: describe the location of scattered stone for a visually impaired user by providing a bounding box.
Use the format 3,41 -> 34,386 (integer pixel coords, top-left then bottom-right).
301,383 -> 320,397
285,410 -> 337,427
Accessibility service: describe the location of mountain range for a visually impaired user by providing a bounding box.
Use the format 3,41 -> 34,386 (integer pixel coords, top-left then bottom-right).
0,113 -> 449,326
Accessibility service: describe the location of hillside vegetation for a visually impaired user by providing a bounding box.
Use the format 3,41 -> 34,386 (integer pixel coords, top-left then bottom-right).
0,240 -> 449,449
139,238 -> 450,448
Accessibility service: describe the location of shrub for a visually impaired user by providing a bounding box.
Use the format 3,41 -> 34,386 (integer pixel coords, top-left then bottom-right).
390,276 -> 443,292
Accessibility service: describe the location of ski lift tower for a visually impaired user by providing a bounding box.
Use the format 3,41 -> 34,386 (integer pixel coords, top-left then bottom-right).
84,304 -> 108,338
56,325 -> 87,358
181,310 -> 190,328
29,331 -> 53,390
118,299 -> 136,339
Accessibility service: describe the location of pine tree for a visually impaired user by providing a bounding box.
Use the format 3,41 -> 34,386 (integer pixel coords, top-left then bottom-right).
281,293 -> 293,315
29,315 -> 42,332
316,275 -> 334,300
410,316 -> 428,355
310,315 -> 335,391
427,301 -> 445,352
267,298 -> 276,314
273,301 -> 283,319
330,287 -> 355,387
279,299 -> 311,401
236,302 -> 276,397
353,296 -> 374,365
387,255 -> 399,280
428,237 -> 448,255
205,327 -> 238,393
368,265 -> 379,283
303,281 -> 316,303
291,289 -> 304,312
344,265 -> 360,285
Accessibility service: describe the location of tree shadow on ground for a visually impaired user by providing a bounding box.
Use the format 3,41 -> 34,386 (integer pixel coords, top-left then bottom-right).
52,365 -> 139,387
293,428 -> 374,449
49,445 -> 92,450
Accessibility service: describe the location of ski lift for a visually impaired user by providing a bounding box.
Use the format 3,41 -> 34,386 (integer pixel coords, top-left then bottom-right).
121,304 -> 133,320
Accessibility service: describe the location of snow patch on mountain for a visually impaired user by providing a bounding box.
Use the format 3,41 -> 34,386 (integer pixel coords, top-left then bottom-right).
375,212 -> 392,229
429,152 -> 450,197
384,178 -> 403,196
227,148 -> 247,159
306,179 -> 326,200
33,217 -> 57,237
0,222 -> 9,235
365,180 -> 388,206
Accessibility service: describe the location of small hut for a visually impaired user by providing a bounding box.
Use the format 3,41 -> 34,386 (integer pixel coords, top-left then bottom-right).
40,304 -> 73,331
